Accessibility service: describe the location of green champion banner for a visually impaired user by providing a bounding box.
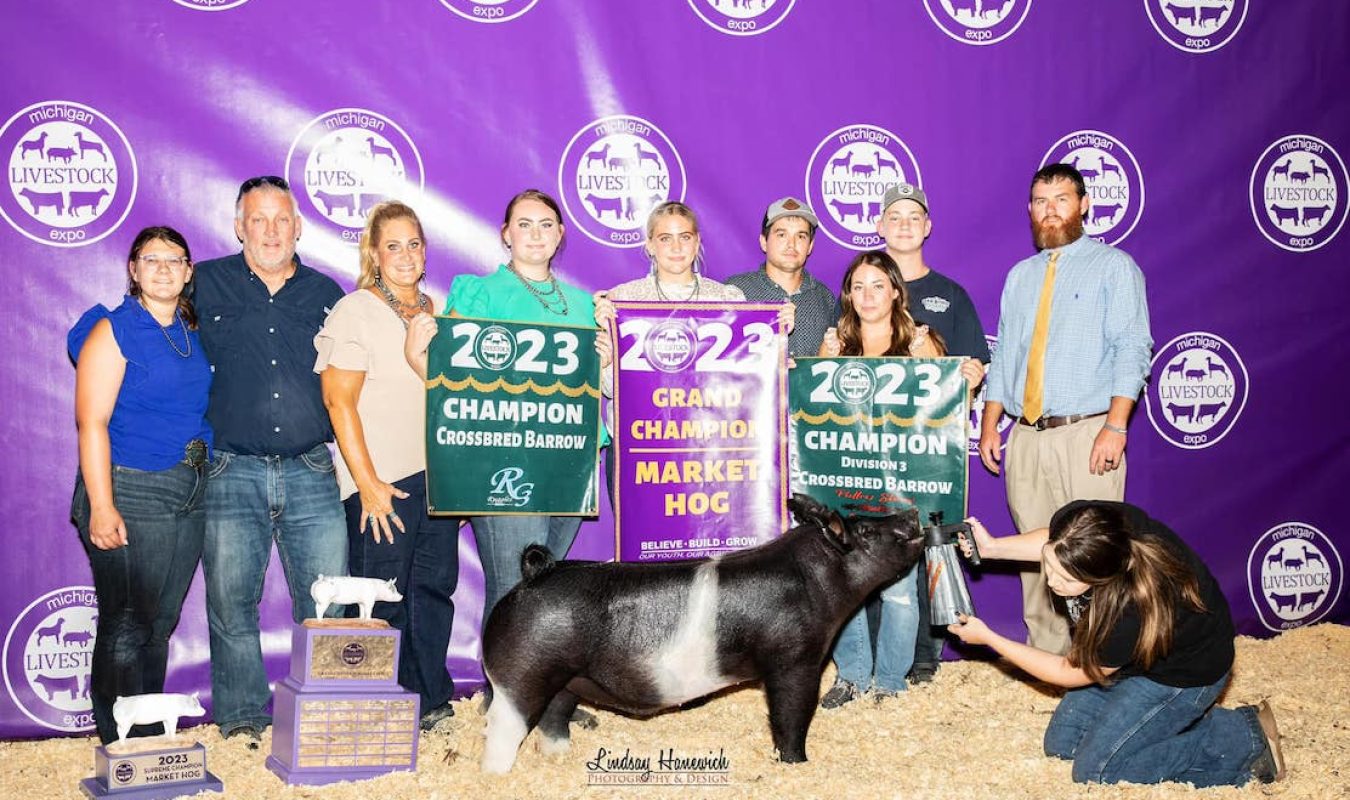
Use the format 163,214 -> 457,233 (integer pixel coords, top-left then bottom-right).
789,357 -> 969,523
425,317 -> 602,516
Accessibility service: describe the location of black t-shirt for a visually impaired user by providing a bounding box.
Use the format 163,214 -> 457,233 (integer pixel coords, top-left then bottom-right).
904,268 -> 991,362
1060,501 -> 1235,687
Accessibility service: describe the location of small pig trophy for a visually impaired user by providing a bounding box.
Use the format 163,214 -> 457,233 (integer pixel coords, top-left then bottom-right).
310,575 -> 403,621
111,692 -> 205,745
923,511 -> 981,627
84,692 -> 223,798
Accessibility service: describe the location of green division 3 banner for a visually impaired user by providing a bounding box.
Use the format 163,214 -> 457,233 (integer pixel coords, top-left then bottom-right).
426,317 -> 602,516
790,357 -> 969,523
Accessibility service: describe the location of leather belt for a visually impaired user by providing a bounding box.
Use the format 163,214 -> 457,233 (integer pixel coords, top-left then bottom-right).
1016,412 -> 1106,431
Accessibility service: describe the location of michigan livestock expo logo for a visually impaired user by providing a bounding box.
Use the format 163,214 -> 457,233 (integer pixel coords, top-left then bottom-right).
1248,523 -> 1341,631
832,362 -> 877,406
558,115 -> 686,249
0,101 -> 137,248
438,0 -> 538,22
968,334 -> 1009,457
805,124 -> 921,250
643,321 -> 698,373
171,0 -> 251,10
285,109 -> 424,245
1144,0 -> 1248,54
3,586 -> 97,732
923,0 -> 1033,46
1041,131 -> 1144,246
474,325 -> 518,371
1144,332 -> 1247,450
1249,135 -> 1347,253
687,0 -> 796,36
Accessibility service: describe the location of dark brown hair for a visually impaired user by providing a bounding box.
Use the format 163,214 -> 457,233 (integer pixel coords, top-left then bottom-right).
835,250 -> 942,356
127,226 -> 197,329
501,189 -> 565,255
1049,503 -> 1207,684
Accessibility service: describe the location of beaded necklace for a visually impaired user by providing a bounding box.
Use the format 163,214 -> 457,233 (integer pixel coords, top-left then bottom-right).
507,262 -> 569,316
653,274 -> 701,302
374,276 -> 431,327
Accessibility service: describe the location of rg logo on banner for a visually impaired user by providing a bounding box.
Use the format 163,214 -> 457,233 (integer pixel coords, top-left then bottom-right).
1144,331 -> 1248,450
3,586 -> 98,733
1040,130 -> 1144,246
805,124 -> 921,251
1144,0 -> 1249,54
687,0 -> 797,36
1249,135 -> 1347,253
1247,522 -> 1342,631
923,0 -> 1033,46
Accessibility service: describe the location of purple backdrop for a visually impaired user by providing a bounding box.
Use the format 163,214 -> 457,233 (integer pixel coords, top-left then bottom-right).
2,0 -> 1346,739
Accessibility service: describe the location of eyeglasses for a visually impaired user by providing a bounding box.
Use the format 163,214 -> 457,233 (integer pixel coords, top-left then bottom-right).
137,255 -> 191,270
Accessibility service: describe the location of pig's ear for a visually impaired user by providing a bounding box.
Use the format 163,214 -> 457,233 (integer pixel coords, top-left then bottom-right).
788,493 -> 834,529
820,511 -> 852,553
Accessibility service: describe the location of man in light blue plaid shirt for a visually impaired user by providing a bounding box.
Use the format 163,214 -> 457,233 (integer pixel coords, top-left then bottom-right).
978,163 -> 1152,654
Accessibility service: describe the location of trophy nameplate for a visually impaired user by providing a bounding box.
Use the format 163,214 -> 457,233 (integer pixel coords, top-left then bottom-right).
291,621 -> 399,687
80,740 -> 222,799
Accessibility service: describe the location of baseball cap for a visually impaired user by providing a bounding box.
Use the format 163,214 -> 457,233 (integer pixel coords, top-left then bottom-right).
881,183 -> 929,214
763,196 -> 819,230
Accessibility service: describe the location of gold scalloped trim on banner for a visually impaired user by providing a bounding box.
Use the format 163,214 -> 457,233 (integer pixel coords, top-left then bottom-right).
426,374 -> 600,398
789,408 -> 962,428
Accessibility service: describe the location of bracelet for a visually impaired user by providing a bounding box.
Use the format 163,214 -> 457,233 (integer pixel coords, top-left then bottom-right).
1102,422 -> 1128,435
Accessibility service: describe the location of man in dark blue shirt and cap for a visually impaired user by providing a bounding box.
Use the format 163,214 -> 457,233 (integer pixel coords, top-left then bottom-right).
192,176 -> 347,742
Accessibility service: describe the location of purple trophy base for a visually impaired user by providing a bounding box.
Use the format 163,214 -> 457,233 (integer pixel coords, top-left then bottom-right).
268,624 -> 419,785
80,741 -> 222,799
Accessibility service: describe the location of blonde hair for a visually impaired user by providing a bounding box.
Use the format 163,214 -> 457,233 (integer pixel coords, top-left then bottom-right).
357,201 -> 425,289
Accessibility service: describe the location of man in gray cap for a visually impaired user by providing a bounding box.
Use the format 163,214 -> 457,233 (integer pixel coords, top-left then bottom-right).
877,182 -> 990,683
727,197 -> 838,356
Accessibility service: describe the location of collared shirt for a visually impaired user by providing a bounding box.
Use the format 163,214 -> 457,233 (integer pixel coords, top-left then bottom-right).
986,235 -> 1152,418
192,253 -> 344,457
725,265 -> 838,356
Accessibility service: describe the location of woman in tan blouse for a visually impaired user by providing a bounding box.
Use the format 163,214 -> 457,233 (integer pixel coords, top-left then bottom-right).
315,201 -> 459,731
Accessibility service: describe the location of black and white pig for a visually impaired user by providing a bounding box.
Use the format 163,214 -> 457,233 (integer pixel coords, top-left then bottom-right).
480,494 -> 924,773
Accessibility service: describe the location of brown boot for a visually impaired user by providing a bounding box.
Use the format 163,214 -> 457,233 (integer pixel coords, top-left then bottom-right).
1251,700 -> 1286,783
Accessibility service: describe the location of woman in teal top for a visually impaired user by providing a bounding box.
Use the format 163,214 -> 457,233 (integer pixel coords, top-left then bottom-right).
406,189 -> 595,623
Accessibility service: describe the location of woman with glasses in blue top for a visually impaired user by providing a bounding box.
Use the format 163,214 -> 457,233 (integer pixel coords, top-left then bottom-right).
69,226 -> 213,745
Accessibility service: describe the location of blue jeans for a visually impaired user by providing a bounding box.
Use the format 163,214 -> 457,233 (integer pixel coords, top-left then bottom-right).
830,567 -> 919,692
1045,672 -> 1266,786
345,472 -> 459,711
71,463 -> 206,745
470,514 -> 583,621
202,445 -> 347,735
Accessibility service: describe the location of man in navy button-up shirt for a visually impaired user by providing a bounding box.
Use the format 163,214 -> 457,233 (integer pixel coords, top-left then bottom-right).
192,176 -> 348,741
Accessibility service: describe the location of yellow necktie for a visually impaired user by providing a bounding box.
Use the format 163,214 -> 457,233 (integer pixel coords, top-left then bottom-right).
1022,251 -> 1059,424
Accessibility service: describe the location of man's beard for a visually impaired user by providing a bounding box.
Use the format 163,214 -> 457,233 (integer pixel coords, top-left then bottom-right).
1032,209 -> 1085,250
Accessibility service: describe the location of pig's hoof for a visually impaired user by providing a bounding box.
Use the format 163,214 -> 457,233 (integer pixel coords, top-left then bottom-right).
570,707 -> 600,730
538,733 -> 572,755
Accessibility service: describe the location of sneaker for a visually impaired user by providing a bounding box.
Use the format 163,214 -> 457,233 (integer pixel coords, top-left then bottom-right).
1251,700 -> 1286,783
223,724 -> 262,749
819,680 -> 861,709
420,701 -> 456,731
872,687 -> 902,704
908,663 -> 938,684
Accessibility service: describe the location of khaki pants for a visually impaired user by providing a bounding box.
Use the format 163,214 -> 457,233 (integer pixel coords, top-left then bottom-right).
1005,418 -> 1126,655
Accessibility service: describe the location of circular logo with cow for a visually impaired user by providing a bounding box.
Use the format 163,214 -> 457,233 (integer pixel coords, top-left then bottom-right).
687,0 -> 797,36
474,325 -> 518,371
968,334 -> 1009,456
833,362 -> 877,406
1249,135 -> 1347,253
558,115 -> 685,249
1247,522 -> 1341,631
2,586 -> 97,732
805,124 -> 921,250
644,321 -> 698,373
0,101 -> 137,248
438,0 -> 539,23
1144,332 -> 1248,450
1144,0 -> 1248,54
285,108 -> 425,246
1040,131 -> 1144,246
341,642 -> 367,667
923,0 -> 1033,46
171,0 -> 251,10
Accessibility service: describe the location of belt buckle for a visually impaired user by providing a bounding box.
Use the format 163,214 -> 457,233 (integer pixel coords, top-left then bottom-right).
184,439 -> 207,469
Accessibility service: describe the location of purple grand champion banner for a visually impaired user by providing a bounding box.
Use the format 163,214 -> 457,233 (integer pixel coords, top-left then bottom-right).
612,303 -> 787,561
